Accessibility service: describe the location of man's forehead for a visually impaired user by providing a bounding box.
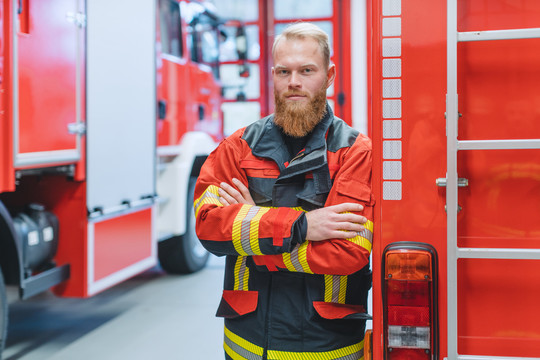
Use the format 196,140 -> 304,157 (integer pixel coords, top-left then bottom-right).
273,38 -> 324,63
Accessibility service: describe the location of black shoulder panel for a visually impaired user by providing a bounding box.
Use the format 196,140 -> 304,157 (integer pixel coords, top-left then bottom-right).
326,117 -> 360,153
241,115 -> 273,148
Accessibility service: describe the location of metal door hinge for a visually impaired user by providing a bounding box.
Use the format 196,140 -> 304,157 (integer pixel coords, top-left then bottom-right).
436,177 -> 468,187
67,122 -> 86,135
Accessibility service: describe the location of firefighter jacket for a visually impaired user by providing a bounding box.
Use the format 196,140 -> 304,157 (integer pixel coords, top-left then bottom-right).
194,105 -> 374,360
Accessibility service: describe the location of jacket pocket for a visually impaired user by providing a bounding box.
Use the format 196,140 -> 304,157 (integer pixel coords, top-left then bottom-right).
216,290 -> 258,319
313,301 -> 371,320
335,177 -> 374,206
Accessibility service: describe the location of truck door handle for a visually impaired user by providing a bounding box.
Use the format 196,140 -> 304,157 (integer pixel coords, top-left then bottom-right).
198,105 -> 204,121
158,100 -> 167,120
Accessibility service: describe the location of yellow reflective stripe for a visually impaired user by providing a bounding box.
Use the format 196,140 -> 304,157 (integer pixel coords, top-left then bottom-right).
347,235 -> 372,253
232,205 -> 251,256
345,218 -> 373,253
364,220 -> 374,233
283,242 -> 313,274
297,242 -> 313,273
324,275 -> 333,302
194,185 -> 223,217
324,275 -> 348,304
267,340 -> 364,360
224,342 -> 246,360
224,326 -> 264,357
249,207 -> 270,255
339,275 -> 347,304
283,252 -> 296,272
232,205 -> 269,256
233,256 -> 249,291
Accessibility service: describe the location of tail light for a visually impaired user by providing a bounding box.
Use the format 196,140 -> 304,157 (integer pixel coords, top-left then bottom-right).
383,242 -> 438,359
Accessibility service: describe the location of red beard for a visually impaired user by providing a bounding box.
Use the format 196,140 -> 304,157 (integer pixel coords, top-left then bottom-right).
273,83 -> 328,138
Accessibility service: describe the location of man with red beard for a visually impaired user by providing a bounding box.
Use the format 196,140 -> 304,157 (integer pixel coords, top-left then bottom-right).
194,22 -> 373,360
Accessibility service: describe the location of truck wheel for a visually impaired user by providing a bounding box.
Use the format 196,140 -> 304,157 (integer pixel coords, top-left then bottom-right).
158,177 -> 209,274
0,268 -> 8,358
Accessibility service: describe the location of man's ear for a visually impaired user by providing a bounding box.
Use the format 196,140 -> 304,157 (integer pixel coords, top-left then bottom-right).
326,64 -> 336,88
271,67 -> 275,77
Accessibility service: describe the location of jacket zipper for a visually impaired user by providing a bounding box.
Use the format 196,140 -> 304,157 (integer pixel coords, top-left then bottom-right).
263,274 -> 273,360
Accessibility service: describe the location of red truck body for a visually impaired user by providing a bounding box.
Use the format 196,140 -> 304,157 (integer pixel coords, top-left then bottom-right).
0,3 -> 234,354
368,0 -> 540,358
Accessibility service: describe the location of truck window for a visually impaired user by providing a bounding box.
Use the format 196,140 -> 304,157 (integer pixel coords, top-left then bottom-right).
159,0 -> 183,58
190,14 -> 220,79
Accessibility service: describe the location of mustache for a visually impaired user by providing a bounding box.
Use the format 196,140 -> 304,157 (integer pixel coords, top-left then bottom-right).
283,91 -> 309,97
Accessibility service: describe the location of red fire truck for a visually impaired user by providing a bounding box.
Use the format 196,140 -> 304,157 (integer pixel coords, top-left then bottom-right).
0,0 -> 246,355
366,0 -> 540,359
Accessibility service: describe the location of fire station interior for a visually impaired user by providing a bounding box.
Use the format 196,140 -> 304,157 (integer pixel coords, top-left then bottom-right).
2,0 -> 540,359
1,0 -> 370,359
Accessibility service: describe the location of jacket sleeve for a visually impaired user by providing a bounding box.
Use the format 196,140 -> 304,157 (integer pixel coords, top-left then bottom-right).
251,135 -> 374,276
194,132 -> 306,257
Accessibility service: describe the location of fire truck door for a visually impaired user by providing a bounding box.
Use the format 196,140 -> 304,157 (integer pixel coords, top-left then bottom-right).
86,0 -> 156,215
13,0 -> 84,168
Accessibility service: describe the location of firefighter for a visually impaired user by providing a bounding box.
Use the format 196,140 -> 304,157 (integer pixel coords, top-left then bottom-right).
194,22 -> 373,360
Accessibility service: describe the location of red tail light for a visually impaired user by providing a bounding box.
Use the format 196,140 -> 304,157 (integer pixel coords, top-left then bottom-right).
383,242 -> 438,359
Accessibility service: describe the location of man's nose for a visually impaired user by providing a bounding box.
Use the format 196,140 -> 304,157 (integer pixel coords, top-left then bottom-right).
288,71 -> 301,88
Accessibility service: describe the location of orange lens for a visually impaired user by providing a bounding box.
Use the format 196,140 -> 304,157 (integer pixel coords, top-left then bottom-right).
386,250 -> 432,280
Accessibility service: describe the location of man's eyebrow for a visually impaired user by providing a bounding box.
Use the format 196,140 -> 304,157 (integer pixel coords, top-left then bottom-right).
274,63 -> 319,69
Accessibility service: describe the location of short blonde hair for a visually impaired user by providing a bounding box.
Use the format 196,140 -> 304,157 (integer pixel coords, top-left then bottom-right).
272,22 -> 331,69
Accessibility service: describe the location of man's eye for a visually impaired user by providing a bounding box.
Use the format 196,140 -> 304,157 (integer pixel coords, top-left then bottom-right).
303,68 -> 313,73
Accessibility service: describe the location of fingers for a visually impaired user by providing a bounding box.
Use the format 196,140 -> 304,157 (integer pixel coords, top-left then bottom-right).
218,183 -> 240,205
218,178 -> 255,206
330,202 -> 364,213
232,178 -> 254,204
338,212 -> 368,225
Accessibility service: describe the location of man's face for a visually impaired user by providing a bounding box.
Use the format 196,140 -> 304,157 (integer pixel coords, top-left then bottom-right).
272,38 -> 336,137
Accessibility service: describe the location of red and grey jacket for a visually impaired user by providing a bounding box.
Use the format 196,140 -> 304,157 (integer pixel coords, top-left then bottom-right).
194,105 -> 374,360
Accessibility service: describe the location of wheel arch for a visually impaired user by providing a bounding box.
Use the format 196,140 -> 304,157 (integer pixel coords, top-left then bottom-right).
0,200 -> 22,286
156,131 -> 216,238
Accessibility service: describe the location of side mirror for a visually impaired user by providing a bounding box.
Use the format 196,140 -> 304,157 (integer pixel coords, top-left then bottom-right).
235,25 -> 248,61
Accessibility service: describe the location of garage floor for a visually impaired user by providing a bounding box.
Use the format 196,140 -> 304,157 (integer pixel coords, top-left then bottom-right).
4,255 -> 372,360
4,256 -> 226,360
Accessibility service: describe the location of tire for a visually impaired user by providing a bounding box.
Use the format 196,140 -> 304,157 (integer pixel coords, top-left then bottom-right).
158,177 -> 209,274
0,268 -> 8,359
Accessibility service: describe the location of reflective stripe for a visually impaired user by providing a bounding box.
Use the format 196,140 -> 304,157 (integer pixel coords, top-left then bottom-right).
224,326 -> 263,360
324,275 -> 348,303
232,205 -> 269,256
194,185 -> 223,217
267,341 -> 364,360
346,219 -> 374,253
283,242 -> 313,274
234,256 -> 249,291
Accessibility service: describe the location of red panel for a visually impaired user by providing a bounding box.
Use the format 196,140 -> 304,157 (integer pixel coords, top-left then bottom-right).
458,259 -> 540,357
371,0 -> 540,358
17,0 -> 78,154
93,208 -> 153,282
0,0 -> 15,193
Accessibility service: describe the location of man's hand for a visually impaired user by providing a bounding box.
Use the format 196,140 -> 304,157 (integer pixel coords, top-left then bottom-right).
305,203 -> 367,241
218,178 -> 255,206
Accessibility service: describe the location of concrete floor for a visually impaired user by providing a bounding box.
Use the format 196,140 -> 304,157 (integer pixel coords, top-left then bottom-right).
4,256 -> 226,360
4,255 -> 372,360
